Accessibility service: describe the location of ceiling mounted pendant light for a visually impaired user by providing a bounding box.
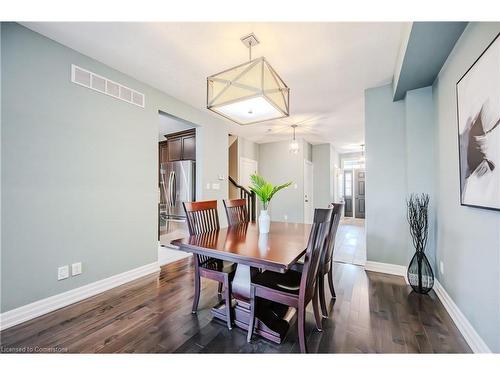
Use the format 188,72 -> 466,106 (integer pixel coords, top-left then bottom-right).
207,33 -> 290,125
289,125 -> 299,154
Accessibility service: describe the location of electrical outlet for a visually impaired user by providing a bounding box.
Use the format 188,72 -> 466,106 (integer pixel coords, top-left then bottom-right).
212,183 -> 220,190
439,261 -> 444,275
58,265 -> 69,280
71,262 -> 82,276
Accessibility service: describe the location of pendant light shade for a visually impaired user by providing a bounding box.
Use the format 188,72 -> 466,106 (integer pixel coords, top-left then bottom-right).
207,35 -> 290,125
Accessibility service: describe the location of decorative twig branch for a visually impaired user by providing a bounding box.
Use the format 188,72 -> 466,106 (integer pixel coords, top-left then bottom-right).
406,193 -> 430,254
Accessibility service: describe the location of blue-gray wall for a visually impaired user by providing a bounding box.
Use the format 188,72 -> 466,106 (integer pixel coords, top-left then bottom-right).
1,23 -> 229,312
365,85 -> 408,266
365,84 -> 436,267
433,22 -> 500,352
367,22 -> 500,352
259,140 -> 310,223
405,87 -> 436,270
312,144 -> 337,209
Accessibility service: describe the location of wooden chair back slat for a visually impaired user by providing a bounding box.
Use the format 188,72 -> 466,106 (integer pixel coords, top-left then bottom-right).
223,199 -> 249,226
299,208 -> 332,301
183,200 -> 220,266
323,203 -> 344,266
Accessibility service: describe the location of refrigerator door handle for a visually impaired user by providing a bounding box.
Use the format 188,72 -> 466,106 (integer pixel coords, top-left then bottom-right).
167,171 -> 172,207
161,170 -> 170,206
170,171 -> 176,207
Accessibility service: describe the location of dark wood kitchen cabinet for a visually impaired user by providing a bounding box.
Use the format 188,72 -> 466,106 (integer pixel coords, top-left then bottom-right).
167,138 -> 183,161
181,134 -> 196,160
159,141 -> 169,164
164,129 -> 196,161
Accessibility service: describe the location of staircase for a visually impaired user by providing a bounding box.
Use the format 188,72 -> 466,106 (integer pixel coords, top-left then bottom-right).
228,176 -> 256,221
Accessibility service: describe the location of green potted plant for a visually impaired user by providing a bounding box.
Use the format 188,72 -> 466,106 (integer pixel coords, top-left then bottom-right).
249,174 -> 292,233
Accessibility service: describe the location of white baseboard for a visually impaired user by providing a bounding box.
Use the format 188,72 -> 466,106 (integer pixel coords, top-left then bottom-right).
158,244 -> 190,266
363,261 -> 491,353
364,260 -> 408,283
433,280 -> 491,353
0,262 -> 160,331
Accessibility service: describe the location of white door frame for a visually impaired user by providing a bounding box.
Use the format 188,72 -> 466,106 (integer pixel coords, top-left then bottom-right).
303,160 -> 314,224
238,156 -> 258,188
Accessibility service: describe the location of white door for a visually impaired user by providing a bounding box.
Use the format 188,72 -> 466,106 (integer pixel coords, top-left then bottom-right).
304,160 -> 314,224
239,157 -> 258,190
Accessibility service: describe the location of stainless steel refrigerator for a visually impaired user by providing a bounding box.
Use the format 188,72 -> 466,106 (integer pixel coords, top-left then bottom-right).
160,160 -> 195,220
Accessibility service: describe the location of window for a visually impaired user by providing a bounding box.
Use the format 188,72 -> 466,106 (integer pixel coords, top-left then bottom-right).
342,159 -> 365,170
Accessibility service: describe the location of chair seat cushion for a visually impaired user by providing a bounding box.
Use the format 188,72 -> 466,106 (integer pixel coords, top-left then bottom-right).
252,270 -> 302,295
200,259 -> 236,274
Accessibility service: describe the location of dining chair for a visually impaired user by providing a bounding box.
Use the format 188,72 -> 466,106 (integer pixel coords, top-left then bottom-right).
183,200 -> 236,330
246,208 -> 332,353
223,198 -> 249,225
291,203 -> 343,318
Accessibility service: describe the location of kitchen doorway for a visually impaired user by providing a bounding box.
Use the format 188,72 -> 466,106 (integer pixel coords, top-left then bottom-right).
158,111 -> 198,265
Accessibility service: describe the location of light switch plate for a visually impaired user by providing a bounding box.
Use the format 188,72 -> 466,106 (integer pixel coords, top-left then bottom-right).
58,265 -> 69,280
71,262 -> 82,276
206,183 -> 211,190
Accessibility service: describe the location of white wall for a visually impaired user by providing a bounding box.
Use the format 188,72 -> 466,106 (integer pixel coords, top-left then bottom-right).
238,137 -> 259,162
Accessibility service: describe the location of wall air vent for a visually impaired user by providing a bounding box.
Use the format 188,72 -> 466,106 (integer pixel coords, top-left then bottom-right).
71,64 -> 145,108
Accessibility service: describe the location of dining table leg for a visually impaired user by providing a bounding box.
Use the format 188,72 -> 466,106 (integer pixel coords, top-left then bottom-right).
211,264 -> 297,344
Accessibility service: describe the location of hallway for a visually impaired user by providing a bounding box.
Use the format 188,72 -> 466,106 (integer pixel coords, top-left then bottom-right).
334,218 -> 366,266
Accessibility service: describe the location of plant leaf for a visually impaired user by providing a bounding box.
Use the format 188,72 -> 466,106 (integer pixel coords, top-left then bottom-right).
249,174 -> 292,205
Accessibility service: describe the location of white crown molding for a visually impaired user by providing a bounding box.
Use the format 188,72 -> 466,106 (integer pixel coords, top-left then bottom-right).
0,262 -> 160,331
364,261 -> 491,353
433,280 -> 491,353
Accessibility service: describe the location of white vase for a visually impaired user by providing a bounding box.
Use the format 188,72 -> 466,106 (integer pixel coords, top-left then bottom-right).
259,210 -> 270,234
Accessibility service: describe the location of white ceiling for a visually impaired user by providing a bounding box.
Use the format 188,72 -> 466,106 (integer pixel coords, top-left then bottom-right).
23,22 -> 407,153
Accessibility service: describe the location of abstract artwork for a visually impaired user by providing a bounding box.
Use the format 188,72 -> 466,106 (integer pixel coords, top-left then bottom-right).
457,33 -> 500,211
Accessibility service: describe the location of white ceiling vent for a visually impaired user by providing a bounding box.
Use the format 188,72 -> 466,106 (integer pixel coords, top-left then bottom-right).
71,64 -> 145,108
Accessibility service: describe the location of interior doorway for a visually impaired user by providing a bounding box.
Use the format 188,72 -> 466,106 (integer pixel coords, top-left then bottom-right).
354,169 -> 366,219
335,152 -> 366,266
343,170 -> 353,217
239,157 -> 258,189
157,111 -> 197,265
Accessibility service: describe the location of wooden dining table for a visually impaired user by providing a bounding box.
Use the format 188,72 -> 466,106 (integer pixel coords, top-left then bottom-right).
171,221 -> 311,343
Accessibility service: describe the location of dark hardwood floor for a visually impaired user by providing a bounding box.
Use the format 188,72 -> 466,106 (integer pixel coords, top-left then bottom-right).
0,257 -> 470,353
